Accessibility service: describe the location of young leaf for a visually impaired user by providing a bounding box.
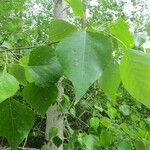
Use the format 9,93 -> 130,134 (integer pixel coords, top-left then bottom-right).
49,127 -> 58,140
49,20 -> 77,42
116,140 -> 132,150
100,130 -> 112,147
110,18 -> 134,48
23,83 -> 58,116
65,0 -> 84,17
134,139 -> 150,150
0,99 -> 35,150
0,72 -> 19,103
82,134 -> 100,150
56,31 -> 112,100
28,46 -> 62,86
99,60 -> 120,100
120,49 -> 150,108
89,117 -> 99,131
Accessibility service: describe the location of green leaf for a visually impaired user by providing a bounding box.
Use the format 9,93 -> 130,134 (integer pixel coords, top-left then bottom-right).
106,107 -> 117,119
119,104 -> 131,116
23,83 -> 57,116
8,64 -> 27,85
78,133 -> 100,150
0,72 -> 19,103
120,123 -> 131,135
117,140 -> 132,150
52,136 -> 62,148
100,130 -> 112,147
110,18 -> 134,48
120,49 -> 150,108
56,31 -> 112,100
99,61 -> 120,100
49,127 -> 58,140
28,46 -> 62,86
135,139 -> 150,150
100,118 -> 111,128
49,20 -> 77,42
0,99 -> 35,150
89,117 -> 99,131
65,0 -> 84,17
19,56 -> 33,83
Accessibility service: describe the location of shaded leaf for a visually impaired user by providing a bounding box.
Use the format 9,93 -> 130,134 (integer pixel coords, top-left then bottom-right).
23,83 -> 57,116
8,64 -> 27,85
53,136 -> 62,148
99,60 -> 120,100
0,99 -> 35,150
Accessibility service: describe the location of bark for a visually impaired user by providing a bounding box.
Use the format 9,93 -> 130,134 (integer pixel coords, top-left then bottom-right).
45,0 -> 67,150
53,0 -> 67,20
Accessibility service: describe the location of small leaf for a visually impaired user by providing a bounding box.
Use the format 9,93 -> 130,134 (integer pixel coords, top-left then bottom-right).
56,31 -> 112,100
100,130 -> 112,147
78,133 -> 100,150
49,20 -> 77,42
106,107 -> 117,119
117,140 -> 132,150
0,72 -> 19,103
52,136 -> 62,148
65,0 -> 84,17
100,118 -> 111,128
89,117 -> 99,131
119,104 -> 131,116
110,18 -> 134,48
23,83 -> 57,116
49,127 -> 58,140
0,99 -> 35,150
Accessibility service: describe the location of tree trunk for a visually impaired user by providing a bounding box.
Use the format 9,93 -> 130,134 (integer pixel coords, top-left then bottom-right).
45,1 -> 67,150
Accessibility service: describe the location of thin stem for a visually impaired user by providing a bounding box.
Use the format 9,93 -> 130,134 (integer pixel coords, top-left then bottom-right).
4,51 -> 8,71
0,41 -> 59,53
22,136 -> 28,150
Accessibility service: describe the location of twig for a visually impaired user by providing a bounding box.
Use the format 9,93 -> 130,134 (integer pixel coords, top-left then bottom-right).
22,136 -> 28,150
0,41 -> 59,53
5,147 -> 39,150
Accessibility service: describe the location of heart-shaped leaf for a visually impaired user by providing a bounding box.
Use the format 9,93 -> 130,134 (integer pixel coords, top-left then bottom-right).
56,31 -> 112,100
